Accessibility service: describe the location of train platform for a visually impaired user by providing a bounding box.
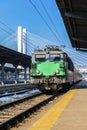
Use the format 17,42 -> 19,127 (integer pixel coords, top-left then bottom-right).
11,79 -> 87,130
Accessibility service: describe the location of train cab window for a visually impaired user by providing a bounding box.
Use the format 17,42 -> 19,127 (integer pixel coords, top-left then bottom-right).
63,53 -> 67,61
54,56 -> 60,61
49,54 -> 61,61
35,54 -> 46,62
67,57 -> 74,71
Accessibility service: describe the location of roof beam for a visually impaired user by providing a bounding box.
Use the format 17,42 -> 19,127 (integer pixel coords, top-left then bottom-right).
72,37 -> 87,43
76,48 -> 87,52
65,12 -> 87,20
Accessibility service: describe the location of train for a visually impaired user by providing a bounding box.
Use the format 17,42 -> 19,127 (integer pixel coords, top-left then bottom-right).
30,45 -> 82,92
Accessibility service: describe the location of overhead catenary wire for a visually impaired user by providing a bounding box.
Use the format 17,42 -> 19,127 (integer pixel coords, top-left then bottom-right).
0,20 -> 29,52
27,31 -> 60,47
64,48 -> 87,62
0,33 -> 17,45
40,0 -> 58,33
27,32 -> 87,69
65,47 -> 87,59
28,0 -> 62,42
63,48 -> 87,67
0,19 -> 86,69
0,26 -> 13,35
62,48 -> 87,66
39,0 -> 67,45
0,20 -> 14,33
0,23 -> 39,54
0,6 -> 68,53
26,31 -> 86,63
63,48 -> 87,62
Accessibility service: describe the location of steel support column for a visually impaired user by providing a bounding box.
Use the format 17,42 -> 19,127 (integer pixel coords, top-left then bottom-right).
24,67 -> 27,84
14,66 -> 18,84
1,64 -> 5,85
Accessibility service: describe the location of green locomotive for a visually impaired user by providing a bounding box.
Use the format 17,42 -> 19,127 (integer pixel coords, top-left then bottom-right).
30,45 -> 80,92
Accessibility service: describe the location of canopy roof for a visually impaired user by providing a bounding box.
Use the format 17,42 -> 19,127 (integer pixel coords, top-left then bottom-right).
0,45 -> 31,68
56,0 -> 87,51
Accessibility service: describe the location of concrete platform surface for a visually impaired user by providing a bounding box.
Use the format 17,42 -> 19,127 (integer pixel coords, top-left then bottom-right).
51,80 -> 87,130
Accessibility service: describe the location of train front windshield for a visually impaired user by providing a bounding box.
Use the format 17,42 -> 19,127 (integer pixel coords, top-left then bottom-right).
49,54 -> 63,61
33,53 -> 64,62
35,54 -> 46,62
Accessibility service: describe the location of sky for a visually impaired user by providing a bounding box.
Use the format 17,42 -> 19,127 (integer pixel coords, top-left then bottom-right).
0,0 -> 71,47
0,0 -> 87,72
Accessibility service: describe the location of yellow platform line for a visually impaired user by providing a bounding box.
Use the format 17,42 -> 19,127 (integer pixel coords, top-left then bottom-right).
29,89 -> 77,130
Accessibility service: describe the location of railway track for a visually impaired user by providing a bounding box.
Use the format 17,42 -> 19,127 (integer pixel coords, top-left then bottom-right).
0,88 -> 39,99
0,91 -> 60,130
0,83 -> 33,94
0,81 -> 78,130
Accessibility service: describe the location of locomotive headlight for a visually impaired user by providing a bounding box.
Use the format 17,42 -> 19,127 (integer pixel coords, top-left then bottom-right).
36,70 -> 43,75
53,70 -> 59,75
60,65 -> 65,68
40,72 -> 43,75
55,70 -> 59,74
36,70 -> 40,74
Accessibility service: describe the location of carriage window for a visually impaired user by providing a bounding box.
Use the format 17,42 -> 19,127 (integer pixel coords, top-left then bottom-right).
63,53 -> 67,61
35,54 -> 46,62
50,54 -> 61,61
67,57 -> 74,71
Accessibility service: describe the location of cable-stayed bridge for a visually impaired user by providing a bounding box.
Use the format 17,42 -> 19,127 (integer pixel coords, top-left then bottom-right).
0,28 -> 87,76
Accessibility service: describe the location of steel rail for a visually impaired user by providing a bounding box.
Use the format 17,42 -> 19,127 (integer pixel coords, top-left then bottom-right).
0,92 -> 42,110
0,93 -> 59,130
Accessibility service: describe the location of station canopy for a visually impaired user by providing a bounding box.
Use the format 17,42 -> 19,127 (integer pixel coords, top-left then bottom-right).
56,0 -> 87,51
0,45 -> 31,68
